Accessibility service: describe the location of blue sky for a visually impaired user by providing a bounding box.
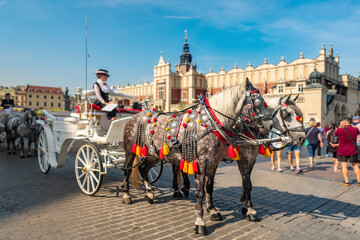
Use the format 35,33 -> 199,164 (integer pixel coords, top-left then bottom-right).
0,0 -> 359,94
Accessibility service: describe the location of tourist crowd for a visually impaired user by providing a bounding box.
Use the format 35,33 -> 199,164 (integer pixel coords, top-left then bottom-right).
269,116 -> 360,186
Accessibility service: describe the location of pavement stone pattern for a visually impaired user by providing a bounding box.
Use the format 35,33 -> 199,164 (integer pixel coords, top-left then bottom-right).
1,144 -> 360,240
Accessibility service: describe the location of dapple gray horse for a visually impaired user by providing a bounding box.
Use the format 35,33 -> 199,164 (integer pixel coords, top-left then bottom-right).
175,94 -> 305,222
4,110 -> 39,157
122,80 -> 274,235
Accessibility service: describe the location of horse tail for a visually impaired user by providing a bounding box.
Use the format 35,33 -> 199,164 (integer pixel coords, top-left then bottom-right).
130,156 -> 141,189
177,169 -> 181,188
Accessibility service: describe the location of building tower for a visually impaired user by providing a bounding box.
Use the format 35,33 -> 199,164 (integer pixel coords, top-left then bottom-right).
177,30 -> 196,73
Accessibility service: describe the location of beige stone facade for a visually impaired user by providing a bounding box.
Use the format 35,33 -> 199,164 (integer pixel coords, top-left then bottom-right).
118,39 -> 359,125
25,85 -> 64,109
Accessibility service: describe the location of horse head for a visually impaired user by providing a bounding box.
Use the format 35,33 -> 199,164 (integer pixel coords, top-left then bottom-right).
22,110 -> 38,129
265,94 -> 305,145
239,78 -> 273,135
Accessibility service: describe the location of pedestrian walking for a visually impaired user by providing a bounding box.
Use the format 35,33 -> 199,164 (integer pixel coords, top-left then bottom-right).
334,117 -> 360,186
327,123 -> 340,172
305,119 -> 323,167
316,122 -> 325,158
287,143 -> 302,173
269,128 -> 283,172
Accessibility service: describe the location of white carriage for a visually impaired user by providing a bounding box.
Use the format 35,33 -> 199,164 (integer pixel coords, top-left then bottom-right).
36,89 -> 163,195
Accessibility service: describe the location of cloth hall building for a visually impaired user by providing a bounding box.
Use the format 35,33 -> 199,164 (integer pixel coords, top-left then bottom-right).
117,37 -> 360,125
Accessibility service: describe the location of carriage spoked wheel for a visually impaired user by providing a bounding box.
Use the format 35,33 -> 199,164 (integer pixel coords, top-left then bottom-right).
141,160 -> 164,184
75,143 -> 103,195
37,129 -> 51,174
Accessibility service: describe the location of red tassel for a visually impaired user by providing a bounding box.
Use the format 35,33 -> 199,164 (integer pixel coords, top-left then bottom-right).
180,159 -> 185,170
160,147 -> 164,159
132,143 -> 137,154
258,145 -> 266,155
228,145 -> 236,158
142,145 -> 148,157
193,160 -> 199,173
139,147 -> 143,157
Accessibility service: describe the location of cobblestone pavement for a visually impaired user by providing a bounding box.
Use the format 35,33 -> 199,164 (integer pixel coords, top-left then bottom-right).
1,145 -> 360,240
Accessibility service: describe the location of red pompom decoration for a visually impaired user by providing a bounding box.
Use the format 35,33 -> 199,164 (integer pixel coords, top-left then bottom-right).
153,118 -> 157,122
142,146 -> 148,157
153,108 -> 156,111
132,143 -> 137,153
197,111 -> 200,114
173,115 -> 176,118
258,145 -> 266,155
193,160 -> 199,173
183,123 -> 187,128
150,130 -> 155,135
180,159 -> 185,170
296,117 -> 300,121
204,124 -> 207,128
167,135 -> 171,140
187,109 -> 192,114
147,119 -> 151,123
251,112 -> 255,117
228,145 -> 237,158
160,147 -> 164,159
264,102 -> 268,107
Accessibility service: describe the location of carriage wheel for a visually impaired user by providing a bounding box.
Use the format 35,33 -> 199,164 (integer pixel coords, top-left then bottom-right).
145,160 -> 164,184
37,129 -> 50,174
75,143 -> 103,195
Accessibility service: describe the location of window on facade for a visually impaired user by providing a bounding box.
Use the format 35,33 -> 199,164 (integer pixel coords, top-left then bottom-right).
158,86 -> 164,99
44,89 -> 47,93
51,102 -> 53,107
182,91 -> 187,100
298,84 -> 304,92
278,86 -> 284,93
44,102 -> 47,107
29,95 -> 32,98
51,96 -> 53,99
29,88 -> 32,91
36,89 -> 39,92
44,95 -> 47,99
29,101 -> 32,106
36,102 -> 39,106
58,96 -> 61,100
15,97 -> 18,100
58,103 -> 61,107
36,95 -> 39,98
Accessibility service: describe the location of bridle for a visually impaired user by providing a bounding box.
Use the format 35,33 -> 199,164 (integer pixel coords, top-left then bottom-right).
271,97 -> 305,137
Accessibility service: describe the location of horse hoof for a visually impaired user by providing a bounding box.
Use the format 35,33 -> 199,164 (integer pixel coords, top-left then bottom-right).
27,155 -> 32,157
194,225 -> 207,235
210,213 -> 223,221
122,197 -> 132,204
181,187 -> 190,198
246,214 -> 261,222
7,152 -> 11,155
144,195 -> 154,204
20,155 -> 24,158
12,152 -> 16,155
173,191 -> 183,199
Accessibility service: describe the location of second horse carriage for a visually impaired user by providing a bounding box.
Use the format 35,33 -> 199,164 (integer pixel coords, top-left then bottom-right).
36,89 -> 163,195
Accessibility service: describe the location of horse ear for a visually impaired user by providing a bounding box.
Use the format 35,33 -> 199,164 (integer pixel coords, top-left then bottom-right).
245,78 -> 255,91
293,94 -> 299,102
280,95 -> 291,104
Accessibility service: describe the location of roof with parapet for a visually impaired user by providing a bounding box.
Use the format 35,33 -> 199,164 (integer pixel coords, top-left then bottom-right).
26,85 -> 63,94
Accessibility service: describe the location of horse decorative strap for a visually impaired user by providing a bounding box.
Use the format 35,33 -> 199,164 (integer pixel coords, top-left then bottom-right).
133,109 -> 157,157
148,108 -> 160,156
180,109 -> 199,174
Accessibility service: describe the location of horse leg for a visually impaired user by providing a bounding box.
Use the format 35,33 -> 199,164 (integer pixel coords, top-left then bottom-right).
11,136 -> 16,155
181,171 -> 190,198
121,154 -> 136,204
27,138 -> 33,157
19,138 -> 25,158
194,170 -> 207,235
139,161 -> 155,204
205,167 -> 222,221
237,155 -> 260,222
6,135 -> 11,155
172,164 -> 183,199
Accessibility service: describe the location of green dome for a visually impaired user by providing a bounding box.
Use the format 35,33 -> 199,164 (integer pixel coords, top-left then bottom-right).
309,69 -> 322,83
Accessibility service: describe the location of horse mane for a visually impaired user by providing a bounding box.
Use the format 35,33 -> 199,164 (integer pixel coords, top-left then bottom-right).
208,84 -> 245,120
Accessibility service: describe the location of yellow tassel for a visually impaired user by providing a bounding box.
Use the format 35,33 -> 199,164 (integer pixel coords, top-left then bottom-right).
136,145 -> 141,156
232,148 -> 240,161
183,161 -> 188,173
163,143 -> 170,155
264,146 -> 271,157
187,162 -> 194,174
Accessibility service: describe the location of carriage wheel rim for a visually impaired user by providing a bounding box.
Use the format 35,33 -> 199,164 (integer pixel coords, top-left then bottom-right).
75,144 -> 102,195
38,130 -> 49,173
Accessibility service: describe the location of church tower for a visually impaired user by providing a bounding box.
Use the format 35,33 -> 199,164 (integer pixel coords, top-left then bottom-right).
176,30 -> 197,74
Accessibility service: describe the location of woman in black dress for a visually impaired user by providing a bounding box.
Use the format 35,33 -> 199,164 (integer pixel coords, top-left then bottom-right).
327,123 -> 340,172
